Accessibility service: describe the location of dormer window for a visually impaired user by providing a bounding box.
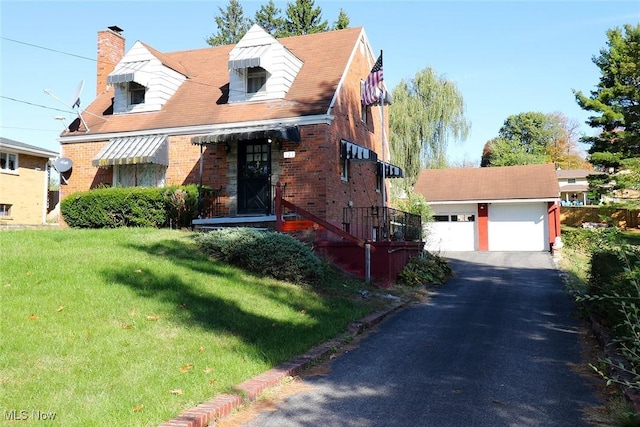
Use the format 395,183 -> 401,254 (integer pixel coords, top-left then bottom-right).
129,82 -> 146,105
247,67 -> 267,94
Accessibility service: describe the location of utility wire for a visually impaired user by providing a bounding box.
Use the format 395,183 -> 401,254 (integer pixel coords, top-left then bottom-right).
1,36 -> 98,62
1,95 -> 74,113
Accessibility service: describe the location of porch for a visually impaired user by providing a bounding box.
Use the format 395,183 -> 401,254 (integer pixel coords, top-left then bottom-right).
192,183 -> 424,285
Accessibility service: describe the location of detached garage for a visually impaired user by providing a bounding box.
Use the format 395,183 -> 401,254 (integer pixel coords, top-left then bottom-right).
414,164 -> 561,252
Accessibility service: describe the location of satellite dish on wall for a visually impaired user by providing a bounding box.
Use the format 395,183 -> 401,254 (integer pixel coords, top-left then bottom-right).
53,157 -> 73,173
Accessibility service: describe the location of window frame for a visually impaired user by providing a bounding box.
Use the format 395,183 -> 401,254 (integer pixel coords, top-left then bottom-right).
128,82 -> 146,105
0,203 -> 12,217
246,67 -> 267,95
0,151 -> 18,173
341,157 -> 349,182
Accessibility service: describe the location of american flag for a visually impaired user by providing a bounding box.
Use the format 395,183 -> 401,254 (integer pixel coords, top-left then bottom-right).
361,53 -> 383,106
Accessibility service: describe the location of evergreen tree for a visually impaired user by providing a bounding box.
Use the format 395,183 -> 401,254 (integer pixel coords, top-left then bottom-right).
206,0 -> 252,46
573,23 -> 640,165
333,8 -> 350,30
254,0 -> 286,37
282,0 -> 329,36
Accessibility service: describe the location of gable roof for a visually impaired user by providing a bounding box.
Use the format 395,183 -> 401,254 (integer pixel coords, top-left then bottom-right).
414,164 -> 560,203
555,168 -> 603,179
60,27 -> 366,139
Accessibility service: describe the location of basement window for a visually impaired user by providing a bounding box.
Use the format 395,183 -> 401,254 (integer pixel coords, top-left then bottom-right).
0,203 -> 12,217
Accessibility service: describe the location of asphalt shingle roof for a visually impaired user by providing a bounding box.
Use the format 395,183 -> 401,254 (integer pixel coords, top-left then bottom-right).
414,164 -> 560,202
63,27 -> 364,137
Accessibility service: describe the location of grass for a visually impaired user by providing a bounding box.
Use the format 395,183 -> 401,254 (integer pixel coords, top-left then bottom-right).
0,228 -> 388,426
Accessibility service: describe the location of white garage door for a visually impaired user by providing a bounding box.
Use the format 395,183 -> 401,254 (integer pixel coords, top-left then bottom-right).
488,203 -> 548,251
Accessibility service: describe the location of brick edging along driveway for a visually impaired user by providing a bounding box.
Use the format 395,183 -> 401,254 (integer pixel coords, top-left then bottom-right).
159,301 -> 406,427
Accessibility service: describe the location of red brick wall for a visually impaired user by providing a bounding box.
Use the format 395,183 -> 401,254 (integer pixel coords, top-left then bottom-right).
97,29 -> 124,96
60,39 -> 389,234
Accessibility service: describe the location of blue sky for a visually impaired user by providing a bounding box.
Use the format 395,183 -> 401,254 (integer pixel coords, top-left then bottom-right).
1,1 -> 638,164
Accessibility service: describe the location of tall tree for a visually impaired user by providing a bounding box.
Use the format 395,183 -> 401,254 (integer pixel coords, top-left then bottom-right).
389,67 -> 470,196
333,8 -> 350,30
480,111 -> 587,167
282,0 -> 329,36
573,23 -> 640,166
206,0 -> 251,46
254,0 -> 286,37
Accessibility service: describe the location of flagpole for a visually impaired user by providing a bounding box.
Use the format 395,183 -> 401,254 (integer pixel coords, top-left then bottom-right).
377,50 -> 389,239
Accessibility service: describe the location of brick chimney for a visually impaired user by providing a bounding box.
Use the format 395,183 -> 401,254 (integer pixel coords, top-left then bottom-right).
96,26 -> 125,96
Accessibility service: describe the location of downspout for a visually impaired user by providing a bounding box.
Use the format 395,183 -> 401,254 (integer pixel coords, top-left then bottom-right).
198,143 -> 204,217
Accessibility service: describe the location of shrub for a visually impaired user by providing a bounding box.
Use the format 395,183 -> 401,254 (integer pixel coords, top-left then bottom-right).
397,251 -> 451,287
61,186 -> 199,229
578,227 -> 640,395
194,228 -> 322,284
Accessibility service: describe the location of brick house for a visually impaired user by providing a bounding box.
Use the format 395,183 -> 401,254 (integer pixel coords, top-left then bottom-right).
0,137 -> 59,226
58,25 -> 419,282
59,25 -> 404,232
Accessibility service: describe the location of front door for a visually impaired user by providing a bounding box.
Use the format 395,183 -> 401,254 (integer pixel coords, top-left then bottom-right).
238,141 -> 271,215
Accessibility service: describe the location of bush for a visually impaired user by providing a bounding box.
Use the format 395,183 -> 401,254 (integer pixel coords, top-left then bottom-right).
397,251 -> 451,287
578,229 -> 640,395
194,228 -> 322,285
61,185 -> 200,229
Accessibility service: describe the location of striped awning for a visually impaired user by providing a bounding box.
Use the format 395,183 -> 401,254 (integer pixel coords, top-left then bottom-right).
191,126 -> 300,145
107,61 -> 151,86
92,135 -> 168,167
377,161 -> 404,178
228,44 -> 271,70
340,139 -> 377,162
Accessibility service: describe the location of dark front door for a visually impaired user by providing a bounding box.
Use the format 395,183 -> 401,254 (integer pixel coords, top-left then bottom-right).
238,140 -> 271,215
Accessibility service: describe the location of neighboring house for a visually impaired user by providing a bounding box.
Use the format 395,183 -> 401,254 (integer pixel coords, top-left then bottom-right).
556,168 -> 603,206
0,137 -> 59,226
414,164 -> 561,252
59,25 -> 403,237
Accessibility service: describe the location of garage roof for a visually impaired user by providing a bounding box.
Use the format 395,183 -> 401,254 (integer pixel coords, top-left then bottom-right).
414,163 -> 560,203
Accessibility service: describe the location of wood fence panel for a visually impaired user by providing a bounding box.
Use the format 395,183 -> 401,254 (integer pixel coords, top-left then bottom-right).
560,206 -> 640,229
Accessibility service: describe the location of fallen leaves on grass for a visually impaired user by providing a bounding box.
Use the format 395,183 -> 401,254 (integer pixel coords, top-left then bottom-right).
56,305 -> 65,312
203,367 -> 214,374
170,389 -> 183,395
132,404 -> 144,412
180,364 -> 194,373
28,314 -> 39,320
146,315 -> 160,321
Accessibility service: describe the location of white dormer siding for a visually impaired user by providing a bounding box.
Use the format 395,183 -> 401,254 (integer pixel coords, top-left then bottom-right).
228,25 -> 303,103
108,41 -> 186,114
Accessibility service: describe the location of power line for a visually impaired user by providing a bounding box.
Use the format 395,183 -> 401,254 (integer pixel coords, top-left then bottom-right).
1,36 -> 98,62
0,125 -> 64,133
1,95 -> 74,113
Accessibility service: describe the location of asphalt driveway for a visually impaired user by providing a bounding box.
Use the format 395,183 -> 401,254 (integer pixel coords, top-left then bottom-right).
238,252 -> 602,426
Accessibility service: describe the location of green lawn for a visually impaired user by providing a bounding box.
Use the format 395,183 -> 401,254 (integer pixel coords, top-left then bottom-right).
0,228 -> 381,426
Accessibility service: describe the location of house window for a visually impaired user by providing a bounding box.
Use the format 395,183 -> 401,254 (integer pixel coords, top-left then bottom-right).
568,178 -> 576,184
434,214 -> 475,222
114,164 -> 166,188
341,158 -> 349,181
376,172 -> 382,192
247,67 -> 267,94
0,204 -> 12,217
0,152 -> 18,172
129,82 -> 146,105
